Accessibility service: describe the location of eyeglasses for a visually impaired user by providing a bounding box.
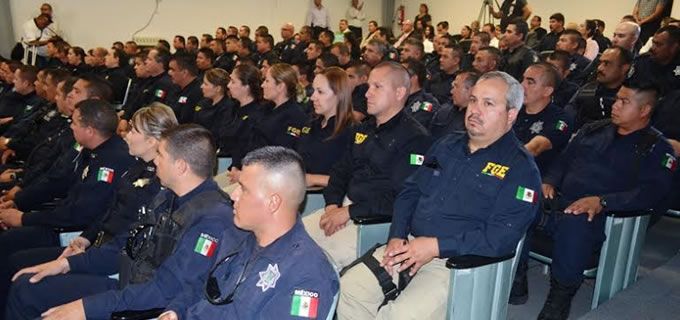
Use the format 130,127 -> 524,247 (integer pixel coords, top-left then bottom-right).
205,249 -> 248,305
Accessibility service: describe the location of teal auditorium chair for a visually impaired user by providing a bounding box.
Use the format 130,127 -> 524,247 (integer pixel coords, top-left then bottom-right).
351,216 -> 525,320
529,210 -> 652,309
300,188 -> 326,217
216,157 -> 232,175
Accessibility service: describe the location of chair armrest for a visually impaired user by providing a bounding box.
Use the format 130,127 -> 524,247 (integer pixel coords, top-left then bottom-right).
351,215 -> 392,225
606,209 -> 654,218
110,308 -> 165,320
306,187 -> 325,194
446,252 -> 516,269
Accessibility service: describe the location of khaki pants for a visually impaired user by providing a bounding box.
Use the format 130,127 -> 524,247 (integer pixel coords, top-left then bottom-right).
338,245 -> 450,320
302,207 -> 358,269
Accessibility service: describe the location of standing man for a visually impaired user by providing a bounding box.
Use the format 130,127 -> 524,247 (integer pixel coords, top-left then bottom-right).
501,18 -> 539,81
490,0 -> 532,33
307,0 -> 330,39
339,71 -> 541,320
526,15 -> 548,49
633,0 -> 668,44
346,0 -> 365,39
537,13 -> 565,52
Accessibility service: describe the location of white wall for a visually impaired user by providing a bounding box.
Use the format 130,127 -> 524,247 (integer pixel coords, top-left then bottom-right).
400,0 -> 638,38
9,0 -> 383,49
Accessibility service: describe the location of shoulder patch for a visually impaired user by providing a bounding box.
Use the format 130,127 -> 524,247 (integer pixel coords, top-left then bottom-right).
663,153 -> 677,171
97,167 -> 115,183
154,89 -> 166,99
409,154 -> 424,166
194,233 -> 218,257
515,186 -> 538,204
178,96 -> 188,104
555,120 -> 568,132
290,289 -> 319,318
481,162 -> 510,180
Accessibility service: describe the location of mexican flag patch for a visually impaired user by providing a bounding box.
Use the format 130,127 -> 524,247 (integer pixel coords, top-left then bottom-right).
409,154 -> 424,166
97,167 -> 115,183
178,96 -> 188,103
290,289 -> 319,318
73,142 -> 83,152
420,102 -> 433,112
154,89 -> 166,99
555,120 -> 568,132
663,153 -> 677,171
194,233 -> 217,257
515,186 -> 537,204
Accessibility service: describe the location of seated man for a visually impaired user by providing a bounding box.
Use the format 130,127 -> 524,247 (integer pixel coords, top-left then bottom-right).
403,58 -> 440,128
303,62 -> 432,268
338,71 -> 541,320
429,70 -> 479,139
536,81 -> 675,319
6,125 -> 243,319
159,146 -> 339,319
544,50 -> 579,108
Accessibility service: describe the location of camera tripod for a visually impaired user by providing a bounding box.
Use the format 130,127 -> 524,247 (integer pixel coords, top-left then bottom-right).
478,0 -> 501,26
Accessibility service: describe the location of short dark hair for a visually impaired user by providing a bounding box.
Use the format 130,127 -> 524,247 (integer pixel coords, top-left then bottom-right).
258,34 -> 274,49
161,124 -> 216,179
534,16 -> 542,23
157,39 -> 171,51
508,17 -> 529,41
550,13 -> 565,24
174,35 -> 186,45
546,50 -> 571,71
201,34 -> 214,42
78,74 -> 113,102
152,47 -> 172,70
197,47 -> 216,63
403,38 -> 425,56
404,58 -> 426,87
606,45 -> 634,66
16,65 -> 38,84
622,79 -> 659,110
655,25 -> 680,45
458,70 -> 481,88
110,48 -> 129,67
171,53 -> 199,77
437,21 -> 449,29
187,36 -> 199,47
318,53 -> 339,69
74,99 -> 118,138
242,146 -> 306,205
239,37 -> 253,52
528,62 -> 561,90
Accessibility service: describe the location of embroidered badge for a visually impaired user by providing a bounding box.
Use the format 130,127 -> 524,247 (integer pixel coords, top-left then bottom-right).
97,167 -> 115,183
194,233 -> 218,257
256,264 -> 281,292
481,162 -> 510,180
529,121 -> 544,134
663,153 -> 677,171
555,120 -> 568,133
287,126 -> 301,137
178,96 -> 188,103
132,178 -> 151,188
516,186 -> 537,204
354,132 -> 368,144
81,165 -> 90,181
409,154 -> 424,166
194,105 -> 202,112
290,289 -> 319,318
302,126 -> 311,134
154,89 -> 166,99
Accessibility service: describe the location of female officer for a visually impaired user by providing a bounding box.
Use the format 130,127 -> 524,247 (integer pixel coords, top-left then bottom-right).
297,67 -> 355,188
194,68 -> 237,143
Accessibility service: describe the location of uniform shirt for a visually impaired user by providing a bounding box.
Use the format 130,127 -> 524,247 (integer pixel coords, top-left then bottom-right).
324,112 -> 432,218
248,99 -> 308,155
544,121 -> 675,211
66,179 -> 243,319
389,131 -> 541,258
425,70 -> 457,106
351,83 -> 369,117
629,53 -> 680,95
565,54 -> 592,85
79,159 -> 161,244
193,96 -> 237,143
296,116 -> 352,175
256,50 -> 277,69
224,101 -> 267,167
513,103 -> 573,175
0,90 -> 43,119
553,79 -> 579,108
16,116 -> 73,187
537,30 -> 563,53
652,89 -> 680,141
174,220 -> 339,319
214,53 -> 238,74
104,66 -> 131,105
404,89 -> 441,128
170,77 -> 203,124
501,45 -> 539,81
428,103 -> 467,140
122,73 -> 177,120
22,135 -> 135,228
9,107 -> 68,161
275,38 -> 298,64
565,81 -> 618,130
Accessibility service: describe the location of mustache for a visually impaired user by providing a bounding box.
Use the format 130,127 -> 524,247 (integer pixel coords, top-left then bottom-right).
467,114 -> 483,124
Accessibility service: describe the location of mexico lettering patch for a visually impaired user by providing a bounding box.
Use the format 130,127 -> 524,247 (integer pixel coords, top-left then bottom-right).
290,289 -> 319,318
515,186 -> 537,204
481,162 -> 509,179
96,167 -> 115,183
194,233 -> 217,257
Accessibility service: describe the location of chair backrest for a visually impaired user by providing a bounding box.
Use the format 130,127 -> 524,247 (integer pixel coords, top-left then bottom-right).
355,222 -> 391,257
591,213 -> 651,308
446,237 -> 525,320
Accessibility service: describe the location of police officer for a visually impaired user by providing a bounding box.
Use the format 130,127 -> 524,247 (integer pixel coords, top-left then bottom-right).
0,65 -> 44,129
429,70 -> 480,139
514,63 -> 572,175
555,29 -> 592,85
103,48 -> 131,105
537,13 -> 565,53
629,25 -> 680,95
256,34 -> 277,70
338,71 -> 541,319
403,59 -> 440,128
212,37 -> 238,74
545,50 -> 580,108
168,53 -> 203,124
194,68 -> 237,143
276,23 -> 297,64
157,147 -> 338,319
536,81 -> 675,320
346,62 -> 370,121
501,18 -> 540,81
6,125 -> 244,320
651,89 -> 680,211
196,47 -> 215,77
302,62 -> 432,268
425,44 -> 462,105
566,46 -> 632,130
0,104 -> 175,318
473,46 -> 502,74
121,48 -> 177,127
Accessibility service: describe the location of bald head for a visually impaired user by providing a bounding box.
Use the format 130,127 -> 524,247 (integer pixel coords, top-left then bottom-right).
612,22 -> 640,51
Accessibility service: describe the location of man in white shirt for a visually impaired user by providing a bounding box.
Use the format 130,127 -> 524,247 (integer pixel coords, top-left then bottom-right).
346,0 -> 365,39
21,13 -> 57,67
307,0 -> 330,38
394,20 -> 416,49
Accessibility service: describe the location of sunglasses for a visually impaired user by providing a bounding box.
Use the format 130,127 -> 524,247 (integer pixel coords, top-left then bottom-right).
205,248 -> 251,305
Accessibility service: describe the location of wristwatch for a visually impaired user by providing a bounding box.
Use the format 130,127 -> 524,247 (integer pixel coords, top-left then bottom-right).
598,196 -> 607,208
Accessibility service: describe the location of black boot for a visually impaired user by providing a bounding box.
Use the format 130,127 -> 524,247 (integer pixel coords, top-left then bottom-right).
537,277 -> 581,320
509,261 -> 529,305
